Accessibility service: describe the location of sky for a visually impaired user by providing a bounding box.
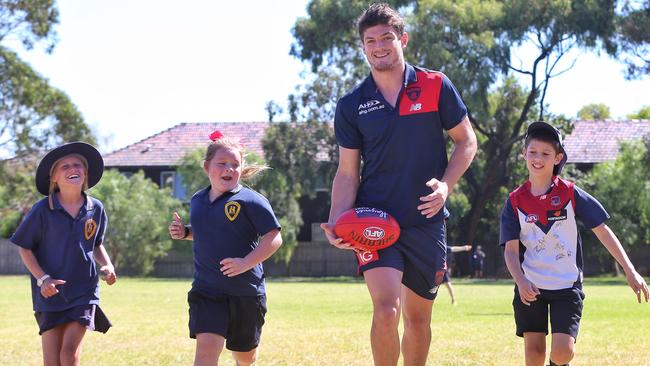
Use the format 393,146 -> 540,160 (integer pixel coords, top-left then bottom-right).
5,0 -> 650,154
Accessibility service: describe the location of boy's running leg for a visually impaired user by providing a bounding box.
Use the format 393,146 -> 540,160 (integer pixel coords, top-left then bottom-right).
549,333 -> 574,365
59,321 -> 86,366
195,333 -> 225,366
401,286 -> 434,366
523,332 -> 546,366
365,267 -> 402,366
42,325 -> 64,366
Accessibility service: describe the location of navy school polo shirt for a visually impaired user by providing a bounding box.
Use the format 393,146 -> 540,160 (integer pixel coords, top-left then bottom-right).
11,194 -> 107,312
499,177 -> 609,290
189,185 -> 281,297
335,63 -> 468,228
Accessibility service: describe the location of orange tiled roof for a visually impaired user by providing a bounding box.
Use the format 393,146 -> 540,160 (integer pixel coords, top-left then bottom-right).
564,120 -> 650,163
103,122 -> 269,167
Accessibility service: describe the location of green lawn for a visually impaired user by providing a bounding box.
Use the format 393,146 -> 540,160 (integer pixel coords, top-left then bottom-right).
1,276 -> 649,365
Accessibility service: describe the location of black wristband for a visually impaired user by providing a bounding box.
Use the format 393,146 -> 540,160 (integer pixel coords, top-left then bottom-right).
182,225 -> 190,239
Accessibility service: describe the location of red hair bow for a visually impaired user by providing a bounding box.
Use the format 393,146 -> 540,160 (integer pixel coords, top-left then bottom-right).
209,130 -> 224,141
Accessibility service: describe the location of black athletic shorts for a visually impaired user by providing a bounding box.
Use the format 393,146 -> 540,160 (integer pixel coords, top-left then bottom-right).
188,289 -> 267,352
513,285 -> 585,340
356,221 -> 447,300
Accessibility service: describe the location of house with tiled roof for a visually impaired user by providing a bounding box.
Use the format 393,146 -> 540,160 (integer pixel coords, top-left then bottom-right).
103,122 -> 269,199
104,120 -> 650,198
564,119 -> 650,166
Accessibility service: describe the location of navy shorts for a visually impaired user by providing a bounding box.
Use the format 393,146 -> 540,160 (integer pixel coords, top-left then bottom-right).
513,286 -> 585,339
188,289 -> 267,352
356,221 -> 447,300
34,304 -> 112,335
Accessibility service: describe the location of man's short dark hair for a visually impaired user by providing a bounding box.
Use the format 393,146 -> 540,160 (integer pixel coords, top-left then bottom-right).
357,3 -> 405,41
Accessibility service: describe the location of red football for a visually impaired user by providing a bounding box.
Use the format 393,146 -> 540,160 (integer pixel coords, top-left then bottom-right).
334,207 -> 401,251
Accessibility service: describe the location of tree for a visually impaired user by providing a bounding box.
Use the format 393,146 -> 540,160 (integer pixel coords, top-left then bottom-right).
578,139 -> 650,273
259,121 -> 337,261
615,0 -> 650,79
577,103 -> 612,120
628,105 -> 650,119
289,0 -> 616,255
0,1 -> 95,155
0,155 -> 39,237
0,1 -> 97,233
89,170 -> 182,275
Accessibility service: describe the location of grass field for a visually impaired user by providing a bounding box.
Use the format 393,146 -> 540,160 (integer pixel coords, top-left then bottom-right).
1,276 -> 649,366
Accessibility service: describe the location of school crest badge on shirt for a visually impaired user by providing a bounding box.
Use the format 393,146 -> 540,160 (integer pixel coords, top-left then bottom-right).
225,201 -> 241,221
84,218 -> 97,240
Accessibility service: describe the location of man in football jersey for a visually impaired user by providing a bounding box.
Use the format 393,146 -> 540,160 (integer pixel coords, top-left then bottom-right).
499,121 -> 649,366
320,3 -> 477,365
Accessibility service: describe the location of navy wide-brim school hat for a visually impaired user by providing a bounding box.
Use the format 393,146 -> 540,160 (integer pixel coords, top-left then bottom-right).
525,121 -> 568,175
35,142 -> 104,196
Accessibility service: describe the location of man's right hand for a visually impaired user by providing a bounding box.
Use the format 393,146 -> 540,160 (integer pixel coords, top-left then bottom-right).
320,223 -> 356,250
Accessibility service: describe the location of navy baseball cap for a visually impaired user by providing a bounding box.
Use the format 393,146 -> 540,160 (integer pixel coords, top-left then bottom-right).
35,142 -> 104,195
525,121 -> 568,175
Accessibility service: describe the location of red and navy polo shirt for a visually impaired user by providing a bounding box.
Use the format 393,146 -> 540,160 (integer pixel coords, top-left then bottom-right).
189,185 -> 281,297
499,177 -> 609,290
334,63 -> 468,228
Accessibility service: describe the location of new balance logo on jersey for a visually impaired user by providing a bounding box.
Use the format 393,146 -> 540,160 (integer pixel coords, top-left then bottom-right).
409,103 -> 422,112
358,100 -> 385,115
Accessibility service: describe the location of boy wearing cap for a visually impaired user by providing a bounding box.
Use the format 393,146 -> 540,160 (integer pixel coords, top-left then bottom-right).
499,121 -> 649,366
10,142 -> 116,365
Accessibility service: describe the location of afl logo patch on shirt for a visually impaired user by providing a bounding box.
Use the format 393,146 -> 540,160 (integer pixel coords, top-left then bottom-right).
551,196 -> 561,206
84,218 -> 97,240
225,201 -> 241,222
547,209 -> 567,222
525,214 -> 539,223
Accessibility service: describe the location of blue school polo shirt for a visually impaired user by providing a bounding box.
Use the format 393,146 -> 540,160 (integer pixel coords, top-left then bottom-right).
499,177 -> 609,290
335,63 -> 468,228
11,194 -> 108,312
189,185 -> 281,297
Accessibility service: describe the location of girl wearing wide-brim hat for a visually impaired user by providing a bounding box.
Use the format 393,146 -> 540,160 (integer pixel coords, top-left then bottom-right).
10,141 -> 117,365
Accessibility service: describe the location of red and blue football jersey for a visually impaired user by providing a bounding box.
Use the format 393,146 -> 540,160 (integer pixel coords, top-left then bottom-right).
499,177 -> 609,290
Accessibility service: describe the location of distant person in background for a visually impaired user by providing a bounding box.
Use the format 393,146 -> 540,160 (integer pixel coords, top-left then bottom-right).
472,245 -> 486,278
442,244 -> 472,304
